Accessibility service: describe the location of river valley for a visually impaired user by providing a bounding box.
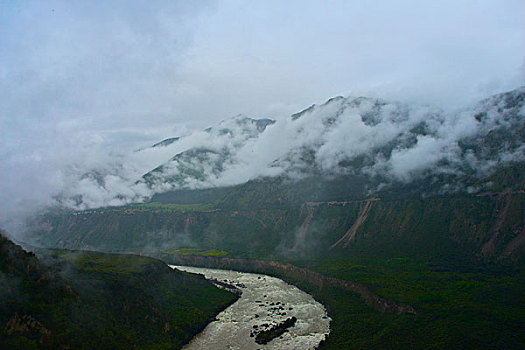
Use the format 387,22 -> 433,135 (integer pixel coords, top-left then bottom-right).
171,266 -> 331,350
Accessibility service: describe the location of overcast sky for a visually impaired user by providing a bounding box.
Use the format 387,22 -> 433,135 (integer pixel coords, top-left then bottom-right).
1,0 -> 524,233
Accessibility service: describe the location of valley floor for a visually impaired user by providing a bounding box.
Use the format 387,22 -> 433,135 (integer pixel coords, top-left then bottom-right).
159,253 -> 525,349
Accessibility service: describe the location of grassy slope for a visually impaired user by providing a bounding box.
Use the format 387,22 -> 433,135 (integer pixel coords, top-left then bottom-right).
0,234 -> 237,349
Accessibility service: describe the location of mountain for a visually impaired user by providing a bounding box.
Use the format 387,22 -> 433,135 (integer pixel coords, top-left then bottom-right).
141,115 -> 275,189
26,87 -> 525,349
151,137 -> 180,148
52,87 -> 524,211
31,87 -> 525,263
139,87 -> 524,199
0,231 -> 237,349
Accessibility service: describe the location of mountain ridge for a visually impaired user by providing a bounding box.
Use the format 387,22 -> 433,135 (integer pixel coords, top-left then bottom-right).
139,86 -> 525,198
51,87 -> 524,212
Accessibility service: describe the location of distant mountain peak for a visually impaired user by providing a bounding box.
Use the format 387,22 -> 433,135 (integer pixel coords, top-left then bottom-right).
151,137 -> 180,148
58,87 -> 525,209
139,87 -> 524,195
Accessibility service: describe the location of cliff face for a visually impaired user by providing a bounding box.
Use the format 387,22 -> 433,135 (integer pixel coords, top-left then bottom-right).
31,190 -> 525,265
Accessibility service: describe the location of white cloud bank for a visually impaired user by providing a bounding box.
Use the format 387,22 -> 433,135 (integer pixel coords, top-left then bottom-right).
1,86 -> 524,236
1,1 -> 524,235
33,87 -> 521,212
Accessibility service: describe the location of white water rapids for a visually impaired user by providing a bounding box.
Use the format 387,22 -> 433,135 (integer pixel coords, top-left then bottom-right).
170,266 -> 331,350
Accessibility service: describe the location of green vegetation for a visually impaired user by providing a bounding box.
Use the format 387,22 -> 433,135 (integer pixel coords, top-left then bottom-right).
309,257 -> 525,349
0,233 -> 238,349
32,192 -> 525,264
26,163 -> 525,348
141,202 -> 215,212
165,248 -> 228,257
162,254 -> 525,349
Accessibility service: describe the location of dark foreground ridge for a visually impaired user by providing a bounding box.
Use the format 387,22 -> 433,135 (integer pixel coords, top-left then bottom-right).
0,232 -> 238,349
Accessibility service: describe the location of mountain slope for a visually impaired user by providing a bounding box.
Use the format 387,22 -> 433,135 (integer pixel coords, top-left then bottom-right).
25,87 -> 525,350
0,232 -> 237,349
52,87 -> 524,211
30,87 -> 525,263
140,87 -> 525,199
141,115 -> 275,189
32,188 -> 525,264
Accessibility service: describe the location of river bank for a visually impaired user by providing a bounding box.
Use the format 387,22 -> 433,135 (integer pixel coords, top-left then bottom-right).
172,266 -> 331,349
161,255 -> 415,315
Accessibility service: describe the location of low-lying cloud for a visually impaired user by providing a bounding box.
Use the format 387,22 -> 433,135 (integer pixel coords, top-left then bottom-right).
2,1 -> 525,236
44,88 -> 525,207
1,87 -> 524,236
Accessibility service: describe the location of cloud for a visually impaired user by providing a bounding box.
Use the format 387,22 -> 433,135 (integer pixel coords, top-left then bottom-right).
138,87 -> 524,198
2,87 -> 524,237
1,1 -> 524,235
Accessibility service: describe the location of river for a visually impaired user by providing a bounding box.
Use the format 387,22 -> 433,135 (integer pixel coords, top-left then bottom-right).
171,265 -> 331,350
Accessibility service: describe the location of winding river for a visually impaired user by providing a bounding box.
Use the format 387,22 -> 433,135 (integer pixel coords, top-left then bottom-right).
171,265 -> 331,350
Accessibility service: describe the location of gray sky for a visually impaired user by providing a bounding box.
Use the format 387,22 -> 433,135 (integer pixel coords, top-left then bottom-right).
1,0 -> 524,233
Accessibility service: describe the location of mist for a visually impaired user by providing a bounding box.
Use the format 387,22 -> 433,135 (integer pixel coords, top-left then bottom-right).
1,0 -> 524,235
